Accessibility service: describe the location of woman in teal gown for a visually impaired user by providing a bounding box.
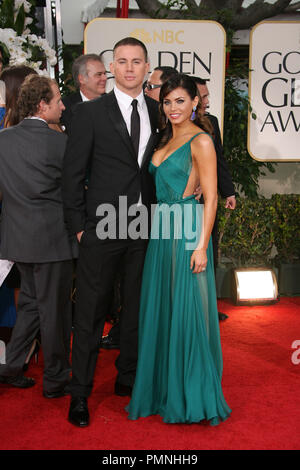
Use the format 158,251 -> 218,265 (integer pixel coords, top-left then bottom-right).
127,74 -> 231,425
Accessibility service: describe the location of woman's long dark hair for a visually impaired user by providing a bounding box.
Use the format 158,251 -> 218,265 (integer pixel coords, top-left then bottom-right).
0,65 -> 37,127
157,73 -> 213,149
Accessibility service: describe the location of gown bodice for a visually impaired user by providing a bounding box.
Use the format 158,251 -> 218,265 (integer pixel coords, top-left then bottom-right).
149,132 -> 207,203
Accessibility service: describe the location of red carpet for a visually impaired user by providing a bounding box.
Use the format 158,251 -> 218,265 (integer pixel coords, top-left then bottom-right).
0,297 -> 299,451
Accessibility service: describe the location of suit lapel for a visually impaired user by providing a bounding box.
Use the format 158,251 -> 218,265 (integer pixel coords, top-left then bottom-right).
106,91 -> 137,162
141,96 -> 160,169
140,134 -> 156,169
145,95 -> 159,134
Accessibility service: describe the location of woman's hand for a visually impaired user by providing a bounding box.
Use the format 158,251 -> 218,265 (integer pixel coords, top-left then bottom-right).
193,184 -> 202,201
190,248 -> 207,273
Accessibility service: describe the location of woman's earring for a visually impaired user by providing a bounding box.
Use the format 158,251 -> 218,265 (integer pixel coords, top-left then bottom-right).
191,106 -> 197,121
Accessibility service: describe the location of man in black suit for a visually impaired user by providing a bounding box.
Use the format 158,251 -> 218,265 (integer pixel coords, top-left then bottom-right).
62,37 -> 159,427
60,54 -> 107,134
100,65 -> 179,351
0,74 -> 77,396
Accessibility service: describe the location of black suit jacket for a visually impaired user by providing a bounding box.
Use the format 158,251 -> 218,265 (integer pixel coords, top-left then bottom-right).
61,92 -> 82,135
207,114 -> 235,198
62,91 -> 159,236
205,114 -> 235,265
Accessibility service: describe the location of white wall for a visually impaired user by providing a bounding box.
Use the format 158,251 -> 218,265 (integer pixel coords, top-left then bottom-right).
61,0 -> 86,44
61,0 -> 140,44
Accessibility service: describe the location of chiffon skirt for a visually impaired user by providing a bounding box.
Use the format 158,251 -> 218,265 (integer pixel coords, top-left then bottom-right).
127,199 -> 231,425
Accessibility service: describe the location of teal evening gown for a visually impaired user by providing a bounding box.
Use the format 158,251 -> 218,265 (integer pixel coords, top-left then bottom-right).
127,133 -> 231,425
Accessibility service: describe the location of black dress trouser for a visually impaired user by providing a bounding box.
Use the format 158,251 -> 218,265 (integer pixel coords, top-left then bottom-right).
0,260 -> 73,392
70,229 -> 148,398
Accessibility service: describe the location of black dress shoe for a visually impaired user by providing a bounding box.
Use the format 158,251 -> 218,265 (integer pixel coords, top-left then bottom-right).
100,334 -> 120,350
0,374 -> 35,388
43,389 -> 70,399
218,312 -> 228,321
68,397 -> 89,427
114,381 -> 132,397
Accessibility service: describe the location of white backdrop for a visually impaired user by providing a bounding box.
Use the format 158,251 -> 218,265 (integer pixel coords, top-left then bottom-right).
84,18 -> 226,133
248,21 -> 300,162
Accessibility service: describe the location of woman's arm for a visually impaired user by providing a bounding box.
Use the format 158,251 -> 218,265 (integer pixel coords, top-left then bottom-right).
190,134 -> 218,273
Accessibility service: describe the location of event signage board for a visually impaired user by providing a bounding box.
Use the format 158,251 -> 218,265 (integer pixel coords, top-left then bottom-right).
248,21 -> 300,162
84,18 -> 226,133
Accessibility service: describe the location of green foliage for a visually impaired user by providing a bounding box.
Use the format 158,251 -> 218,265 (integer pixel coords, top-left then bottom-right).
58,42 -> 83,96
270,194 -> 300,263
163,0 -> 187,10
14,4 -> 25,35
218,198 -> 275,266
0,38 -> 9,66
223,77 -> 277,198
155,0 -> 191,18
0,0 -> 15,29
0,0 -> 40,34
217,195 -> 300,267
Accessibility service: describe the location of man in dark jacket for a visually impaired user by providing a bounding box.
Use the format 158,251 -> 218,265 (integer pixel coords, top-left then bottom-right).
0,74 -> 77,396
62,37 -> 160,427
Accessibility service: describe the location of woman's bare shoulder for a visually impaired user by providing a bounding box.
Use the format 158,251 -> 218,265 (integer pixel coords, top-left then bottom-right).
191,130 -> 214,151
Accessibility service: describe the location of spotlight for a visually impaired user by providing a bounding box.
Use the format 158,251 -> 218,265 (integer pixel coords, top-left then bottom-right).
232,268 -> 278,305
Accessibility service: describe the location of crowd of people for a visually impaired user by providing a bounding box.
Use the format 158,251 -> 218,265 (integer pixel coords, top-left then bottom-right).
0,36 -> 235,427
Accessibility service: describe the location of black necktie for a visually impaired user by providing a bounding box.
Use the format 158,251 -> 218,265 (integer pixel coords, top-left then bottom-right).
131,99 -> 140,158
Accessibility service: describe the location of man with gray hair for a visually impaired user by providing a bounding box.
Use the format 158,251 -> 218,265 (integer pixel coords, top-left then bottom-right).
61,54 -> 107,134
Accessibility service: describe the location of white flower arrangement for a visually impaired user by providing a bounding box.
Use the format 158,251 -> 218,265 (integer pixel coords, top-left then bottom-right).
0,0 -> 57,74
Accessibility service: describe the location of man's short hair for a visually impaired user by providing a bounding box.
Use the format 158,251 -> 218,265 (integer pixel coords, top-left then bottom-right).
154,66 -> 178,83
190,76 -> 207,85
17,74 -> 55,120
72,54 -> 104,88
113,37 -> 148,62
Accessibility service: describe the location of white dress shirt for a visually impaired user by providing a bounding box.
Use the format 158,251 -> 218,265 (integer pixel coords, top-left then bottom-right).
80,90 -> 90,102
113,85 -> 151,168
26,116 -> 48,124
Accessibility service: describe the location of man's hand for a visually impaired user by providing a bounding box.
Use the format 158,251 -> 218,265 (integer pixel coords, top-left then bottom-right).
194,185 -> 202,201
194,187 -> 236,210
225,196 -> 236,210
77,231 -> 84,243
